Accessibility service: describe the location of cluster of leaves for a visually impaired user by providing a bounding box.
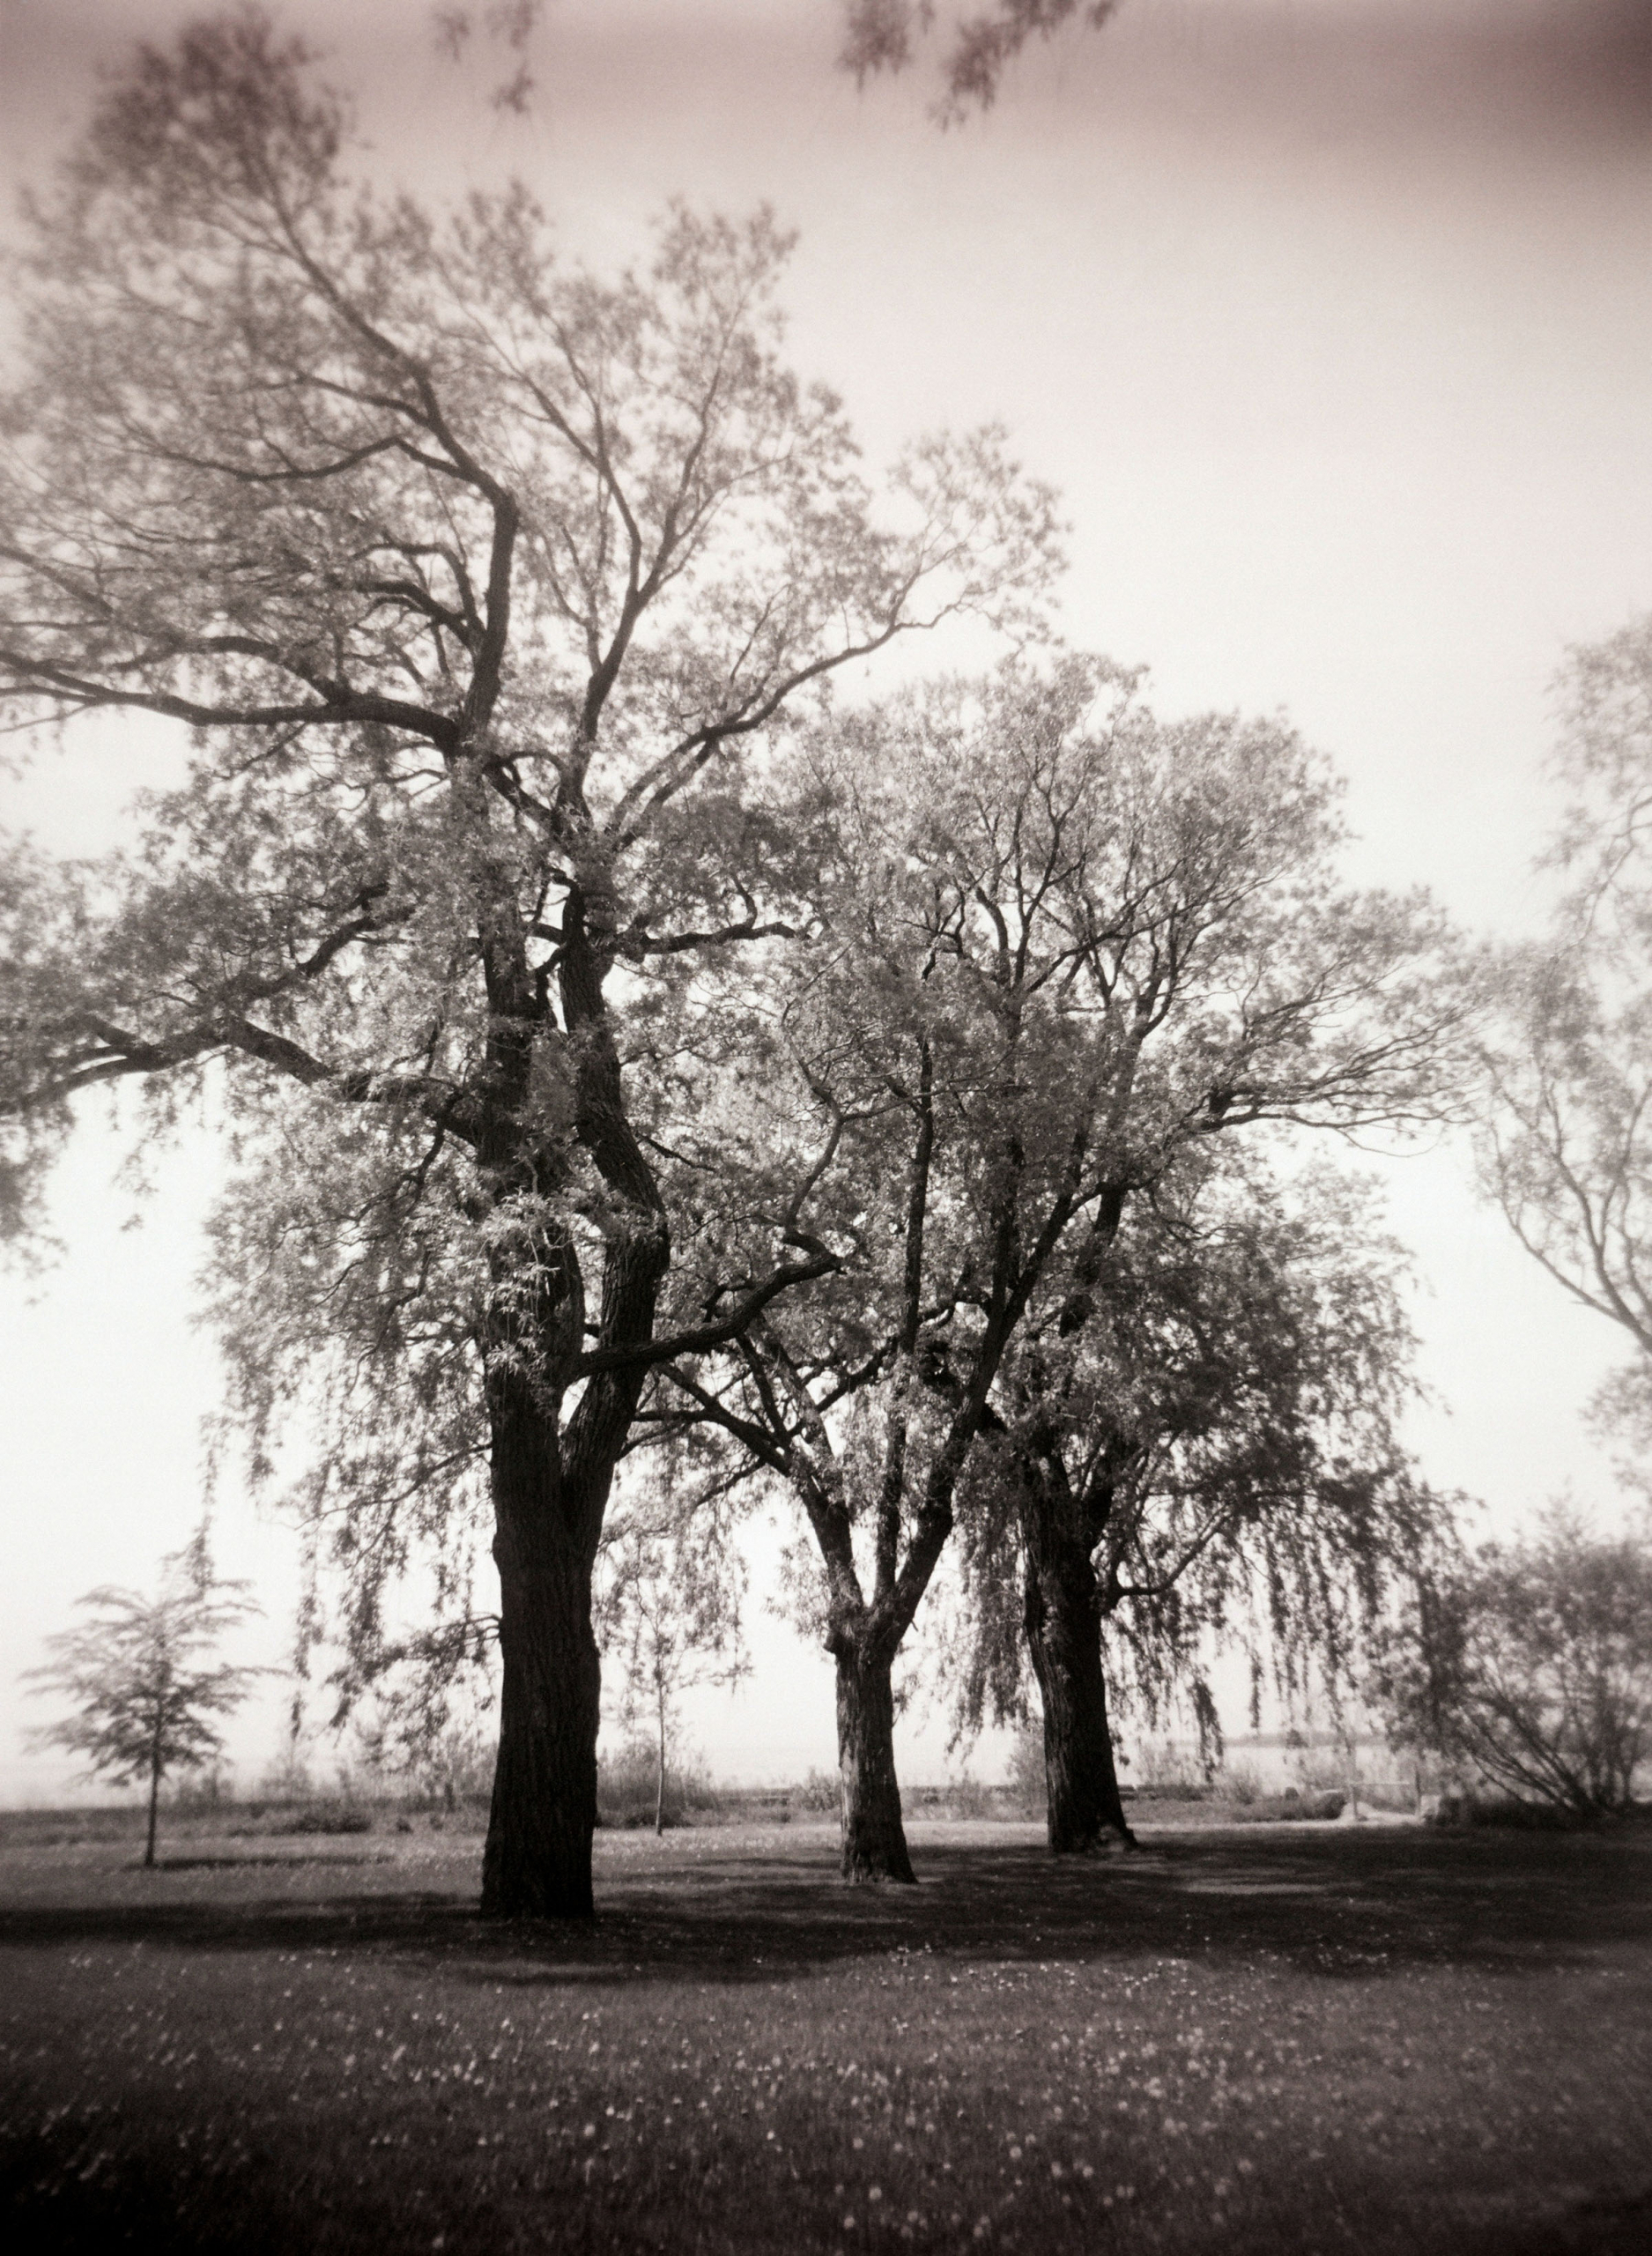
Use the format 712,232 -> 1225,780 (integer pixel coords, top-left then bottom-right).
841,0 -> 1123,118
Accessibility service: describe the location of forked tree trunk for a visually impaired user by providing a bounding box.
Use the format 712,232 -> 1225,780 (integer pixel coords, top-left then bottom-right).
1020,1473 -> 1135,1853
835,1636 -> 916,1884
481,1429 -> 602,1919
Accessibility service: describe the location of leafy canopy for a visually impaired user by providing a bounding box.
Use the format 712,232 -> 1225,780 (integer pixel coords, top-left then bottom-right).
0,9 -> 1063,1677
25,1530 -> 262,1789
639,657 -> 1463,1680
952,1149 -> 1442,1745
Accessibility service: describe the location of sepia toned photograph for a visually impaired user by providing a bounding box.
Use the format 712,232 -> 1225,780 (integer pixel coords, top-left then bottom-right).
1,3 -> 1648,2249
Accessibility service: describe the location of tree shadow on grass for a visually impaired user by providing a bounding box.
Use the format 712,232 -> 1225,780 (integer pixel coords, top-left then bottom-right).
148,1853 -> 395,1871
4,1824 -> 1649,1991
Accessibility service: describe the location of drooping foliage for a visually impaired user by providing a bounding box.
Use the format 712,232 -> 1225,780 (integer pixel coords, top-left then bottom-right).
948,1152 -> 1443,1746
637,657 -> 1464,1871
593,1478 -> 748,1836
841,1 -> 1124,118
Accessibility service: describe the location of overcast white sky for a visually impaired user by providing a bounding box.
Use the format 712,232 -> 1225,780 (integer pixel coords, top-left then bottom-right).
2,0 -> 1649,1800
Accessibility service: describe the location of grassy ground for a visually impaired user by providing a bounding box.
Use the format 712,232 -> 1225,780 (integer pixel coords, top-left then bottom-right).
1,1813 -> 1648,2254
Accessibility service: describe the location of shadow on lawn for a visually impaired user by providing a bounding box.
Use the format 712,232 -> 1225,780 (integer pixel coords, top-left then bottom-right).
149,1853 -> 396,1871
3,1826 -> 1648,1991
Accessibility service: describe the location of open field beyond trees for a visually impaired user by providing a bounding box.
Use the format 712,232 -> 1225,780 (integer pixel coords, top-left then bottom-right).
2,1814 -> 1648,2256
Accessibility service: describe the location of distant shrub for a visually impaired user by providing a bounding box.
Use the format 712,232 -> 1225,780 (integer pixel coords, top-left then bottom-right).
1352,1780 -> 1416,1814
1425,1791 -> 1577,1831
257,1751 -> 318,1803
945,1773 -> 996,1820
1220,1762 -> 1262,1806
1137,1742 -> 1207,1792
285,1801 -> 374,1836
402,1723 -> 498,1813
596,1735 -> 714,1829
1233,1790 -> 1345,1823
795,1767 -> 840,1814
1371,1513 -> 1652,1822
1006,1725 -> 1047,1819
171,1768 -> 233,1813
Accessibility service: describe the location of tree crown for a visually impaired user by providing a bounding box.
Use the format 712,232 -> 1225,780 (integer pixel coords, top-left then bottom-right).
24,1529 -> 263,1789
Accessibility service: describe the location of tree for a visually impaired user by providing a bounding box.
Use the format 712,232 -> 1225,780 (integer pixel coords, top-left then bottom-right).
594,1488 -> 746,1836
952,1153 -> 1445,1852
841,1 -> 1124,118
645,657 -> 1461,1881
0,13 -> 1061,1917
1369,1510 -> 1652,1820
23,1530 -> 261,1866
1476,617 -> 1652,1471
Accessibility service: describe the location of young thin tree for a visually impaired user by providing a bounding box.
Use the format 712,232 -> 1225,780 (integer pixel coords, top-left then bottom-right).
24,1531 -> 261,1867
594,1488 -> 746,1835
0,13 -> 1060,1917
646,658 -> 1461,1881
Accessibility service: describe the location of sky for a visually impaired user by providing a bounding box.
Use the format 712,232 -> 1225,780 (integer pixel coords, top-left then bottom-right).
1,0 -> 1649,1800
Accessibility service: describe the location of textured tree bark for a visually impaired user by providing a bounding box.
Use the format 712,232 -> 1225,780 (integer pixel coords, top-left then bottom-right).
835,1637 -> 916,1884
481,1408 -> 601,1919
1019,1466 -> 1136,1853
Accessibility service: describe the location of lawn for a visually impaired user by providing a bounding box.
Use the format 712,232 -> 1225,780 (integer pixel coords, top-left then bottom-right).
1,1814 -> 1648,2254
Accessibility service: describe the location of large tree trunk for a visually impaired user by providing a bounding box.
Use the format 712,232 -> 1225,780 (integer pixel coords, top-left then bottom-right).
1019,1468 -> 1136,1853
835,1637 -> 916,1884
481,1416 -> 601,1919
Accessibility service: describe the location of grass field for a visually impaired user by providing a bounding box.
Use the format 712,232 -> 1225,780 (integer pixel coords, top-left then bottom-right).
2,1812 -> 1648,2254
